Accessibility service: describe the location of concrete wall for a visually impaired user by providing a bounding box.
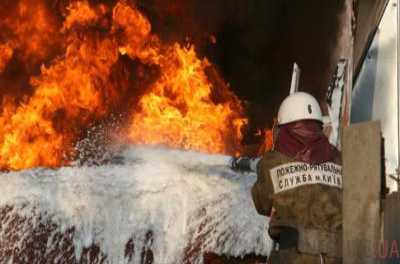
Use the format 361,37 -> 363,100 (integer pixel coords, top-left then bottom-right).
343,121 -> 383,264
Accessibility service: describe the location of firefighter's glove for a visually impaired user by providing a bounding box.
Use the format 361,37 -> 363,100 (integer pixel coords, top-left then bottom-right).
230,157 -> 252,172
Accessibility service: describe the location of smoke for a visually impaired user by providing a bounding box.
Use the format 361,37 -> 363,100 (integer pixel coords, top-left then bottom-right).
137,0 -> 347,130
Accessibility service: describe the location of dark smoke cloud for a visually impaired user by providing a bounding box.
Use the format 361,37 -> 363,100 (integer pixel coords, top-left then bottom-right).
138,0 -> 346,138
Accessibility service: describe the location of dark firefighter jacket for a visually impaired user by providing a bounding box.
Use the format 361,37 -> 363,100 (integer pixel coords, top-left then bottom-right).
251,150 -> 342,257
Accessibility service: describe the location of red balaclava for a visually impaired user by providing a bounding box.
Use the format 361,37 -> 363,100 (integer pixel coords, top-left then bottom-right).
275,120 -> 339,164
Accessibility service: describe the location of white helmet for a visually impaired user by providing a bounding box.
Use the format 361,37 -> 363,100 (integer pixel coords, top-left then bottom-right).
277,92 -> 323,125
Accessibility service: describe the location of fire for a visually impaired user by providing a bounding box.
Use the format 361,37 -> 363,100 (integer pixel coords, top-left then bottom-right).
112,1 -> 160,63
0,1 -> 120,170
127,44 -> 247,155
259,129 -> 274,155
63,1 -> 106,31
0,44 -> 13,73
0,0 -> 266,171
0,31 -> 120,170
0,0 -> 60,69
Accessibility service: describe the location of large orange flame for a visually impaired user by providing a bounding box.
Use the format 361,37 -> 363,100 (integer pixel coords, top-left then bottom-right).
0,0 -> 270,170
0,1 -> 121,170
0,0 -> 60,69
127,44 -> 247,155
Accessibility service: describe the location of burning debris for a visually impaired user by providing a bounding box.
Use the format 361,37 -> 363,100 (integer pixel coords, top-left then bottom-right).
0,0 -> 268,171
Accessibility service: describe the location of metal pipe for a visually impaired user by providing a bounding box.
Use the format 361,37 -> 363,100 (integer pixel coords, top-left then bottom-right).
290,63 -> 301,94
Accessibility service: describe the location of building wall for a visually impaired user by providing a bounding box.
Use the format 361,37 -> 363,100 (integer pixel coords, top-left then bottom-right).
352,0 -> 398,191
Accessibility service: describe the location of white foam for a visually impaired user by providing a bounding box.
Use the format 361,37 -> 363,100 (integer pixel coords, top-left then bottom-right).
0,146 -> 272,263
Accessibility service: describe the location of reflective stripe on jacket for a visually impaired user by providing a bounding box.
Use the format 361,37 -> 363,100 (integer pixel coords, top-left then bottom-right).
251,151 -> 342,257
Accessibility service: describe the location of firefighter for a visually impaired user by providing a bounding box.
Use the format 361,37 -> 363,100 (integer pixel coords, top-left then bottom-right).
232,92 -> 342,264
